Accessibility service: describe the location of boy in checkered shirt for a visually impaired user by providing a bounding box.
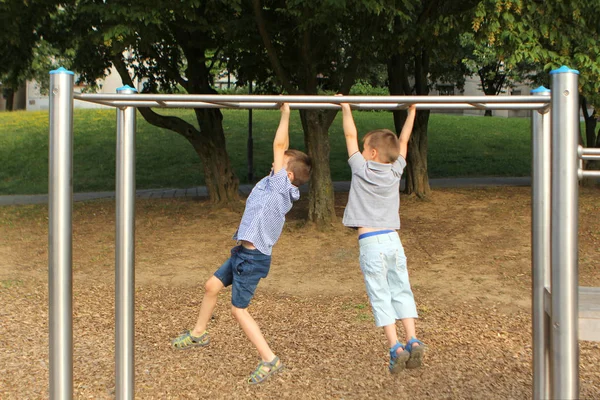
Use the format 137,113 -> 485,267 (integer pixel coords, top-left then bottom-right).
171,103 -> 311,384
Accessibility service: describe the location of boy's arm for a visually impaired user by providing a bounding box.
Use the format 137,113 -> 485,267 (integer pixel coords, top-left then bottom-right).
340,102 -> 360,157
272,103 -> 290,173
398,104 -> 417,160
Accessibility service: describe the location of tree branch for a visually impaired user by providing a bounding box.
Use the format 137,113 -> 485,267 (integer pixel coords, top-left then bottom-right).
207,46 -> 223,72
581,95 -> 590,119
251,0 -> 298,94
144,44 -> 188,90
112,55 -> 200,140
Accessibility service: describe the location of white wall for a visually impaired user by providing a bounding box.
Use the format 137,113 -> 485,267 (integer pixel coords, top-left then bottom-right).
461,75 -> 532,118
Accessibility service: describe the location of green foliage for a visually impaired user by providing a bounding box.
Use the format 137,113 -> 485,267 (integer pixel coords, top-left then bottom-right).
234,0 -> 411,94
54,0 -> 243,94
0,108 -> 535,195
473,0 -> 600,107
460,32 -> 514,96
0,0 -> 67,94
349,81 -> 390,96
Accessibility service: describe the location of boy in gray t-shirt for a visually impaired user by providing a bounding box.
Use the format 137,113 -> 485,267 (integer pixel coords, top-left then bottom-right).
340,101 -> 426,373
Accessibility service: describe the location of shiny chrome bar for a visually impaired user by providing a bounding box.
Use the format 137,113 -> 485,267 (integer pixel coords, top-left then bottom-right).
73,93 -> 552,104
579,170 -> 600,179
578,146 -> 600,156
550,66 -> 580,400
49,68 -> 75,400
115,86 -> 137,400
73,97 -> 548,111
531,86 -> 552,400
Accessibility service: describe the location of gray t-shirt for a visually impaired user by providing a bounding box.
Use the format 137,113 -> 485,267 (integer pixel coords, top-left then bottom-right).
342,152 -> 406,229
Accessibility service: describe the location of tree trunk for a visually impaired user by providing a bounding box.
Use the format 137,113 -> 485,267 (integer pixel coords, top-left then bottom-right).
4,88 -> 14,111
192,108 -> 240,204
404,110 -> 431,198
387,52 -> 431,198
112,55 -> 240,205
299,109 -> 337,227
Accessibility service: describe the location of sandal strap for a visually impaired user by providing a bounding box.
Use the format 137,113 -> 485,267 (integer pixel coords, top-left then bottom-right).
405,337 -> 424,352
249,356 -> 281,383
173,330 -> 208,347
389,341 -> 406,359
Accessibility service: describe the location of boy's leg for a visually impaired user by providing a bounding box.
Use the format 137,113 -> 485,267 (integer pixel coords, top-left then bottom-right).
229,248 -> 283,383
383,324 -> 399,348
172,253 -> 235,350
387,235 -> 419,338
231,306 -> 275,363
191,276 -> 224,336
400,318 -> 418,344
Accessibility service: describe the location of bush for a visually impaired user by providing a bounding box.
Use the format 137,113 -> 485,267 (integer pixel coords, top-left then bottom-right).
349,81 -> 390,96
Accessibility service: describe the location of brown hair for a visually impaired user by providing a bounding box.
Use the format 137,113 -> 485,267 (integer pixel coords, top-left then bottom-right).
362,129 -> 400,163
285,149 -> 312,186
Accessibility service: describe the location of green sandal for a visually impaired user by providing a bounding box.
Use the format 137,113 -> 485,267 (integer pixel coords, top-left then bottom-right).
248,356 -> 284,384
171,330 -> 209,350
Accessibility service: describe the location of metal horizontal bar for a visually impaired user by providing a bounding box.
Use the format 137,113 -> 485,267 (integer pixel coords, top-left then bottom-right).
470,103 -> 486,110
579,170 -> 600,179
74,98 -> 116,107
73,93 -> 551,105
579,147 -> 600,156
581,155 -> 600,160
71,98 -> 548,111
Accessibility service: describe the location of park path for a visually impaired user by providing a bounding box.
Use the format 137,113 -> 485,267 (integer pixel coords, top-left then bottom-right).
0,177 -> 530,206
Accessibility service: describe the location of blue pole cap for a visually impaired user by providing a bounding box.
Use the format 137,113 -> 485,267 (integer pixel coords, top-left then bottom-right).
49,67 -> 74,75
549,65 -> 580,75
531,86 -> 550,94
116,85 -> 138,93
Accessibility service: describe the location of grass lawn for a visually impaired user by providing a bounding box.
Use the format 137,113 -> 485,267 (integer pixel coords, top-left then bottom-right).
0,108 -> 534,195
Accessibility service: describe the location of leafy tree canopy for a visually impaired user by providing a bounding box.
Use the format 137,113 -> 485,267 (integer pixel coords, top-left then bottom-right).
473,0 -> 600,106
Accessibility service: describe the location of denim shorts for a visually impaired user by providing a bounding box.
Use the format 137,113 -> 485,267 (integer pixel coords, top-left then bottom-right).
358,231 -> 418,327
214,245 -> 271,309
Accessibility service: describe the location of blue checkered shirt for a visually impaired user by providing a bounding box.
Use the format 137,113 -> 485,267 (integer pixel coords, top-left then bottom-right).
233,168 -> 300,255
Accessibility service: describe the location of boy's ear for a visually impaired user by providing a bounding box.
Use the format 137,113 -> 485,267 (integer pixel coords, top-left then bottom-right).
287,171 -> 295,184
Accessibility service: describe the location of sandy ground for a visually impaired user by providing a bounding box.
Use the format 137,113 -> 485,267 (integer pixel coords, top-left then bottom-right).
0,187 -> 599,399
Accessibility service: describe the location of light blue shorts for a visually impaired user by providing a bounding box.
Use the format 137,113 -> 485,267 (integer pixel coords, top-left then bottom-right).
358,231 -> 418,327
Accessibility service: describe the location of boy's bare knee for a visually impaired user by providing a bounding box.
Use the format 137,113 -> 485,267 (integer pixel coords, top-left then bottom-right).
204,276 -> 222,295
231,305 -> 247,319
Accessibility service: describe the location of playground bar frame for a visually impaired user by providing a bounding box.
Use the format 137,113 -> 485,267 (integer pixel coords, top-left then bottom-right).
48,68 -> 75,400
550,68 -> 580,399
72,93 -> 550,111
49,67 -> 595,400
531,86 -> 551,399
114,86 -> 137,400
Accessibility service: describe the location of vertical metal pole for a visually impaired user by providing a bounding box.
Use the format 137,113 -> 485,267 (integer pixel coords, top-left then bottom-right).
48,67 -> 74,400
248,81 -> 254,182
531,86 -> 551,400
550,66 -> 580,399
115,85 -> 137,400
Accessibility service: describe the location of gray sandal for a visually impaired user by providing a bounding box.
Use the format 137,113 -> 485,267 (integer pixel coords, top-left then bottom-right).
171,330 -> 210,350
405,337 -> 426,369
248,356 -> 284,384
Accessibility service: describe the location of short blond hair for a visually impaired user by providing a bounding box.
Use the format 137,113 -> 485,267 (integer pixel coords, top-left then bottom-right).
285,149 -> 311,186
363,129 -> 400,163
